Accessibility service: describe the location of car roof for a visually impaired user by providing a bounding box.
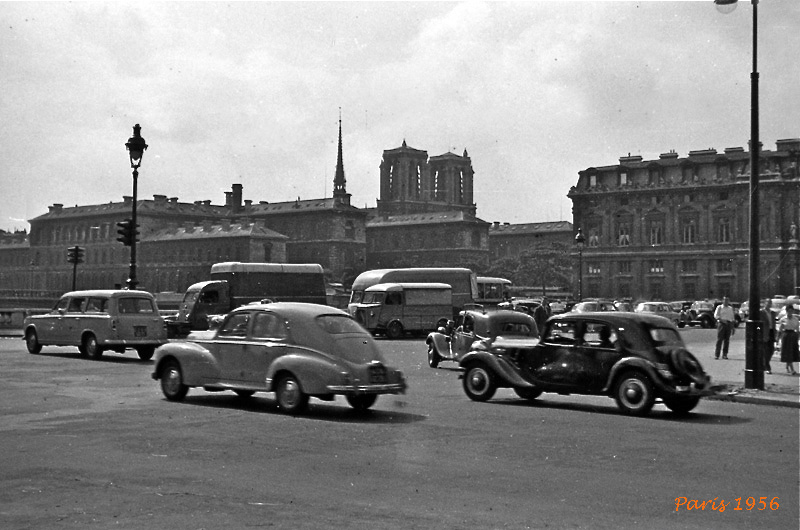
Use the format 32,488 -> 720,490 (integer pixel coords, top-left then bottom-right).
550,311 -> 673,326
60,290 -> 155,298
230,301 -> 348,318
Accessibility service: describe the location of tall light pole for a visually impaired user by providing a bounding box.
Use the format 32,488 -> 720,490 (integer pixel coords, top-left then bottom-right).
575,227 -> 585,301
715,0 -> 763,389
124,124 -> 147,290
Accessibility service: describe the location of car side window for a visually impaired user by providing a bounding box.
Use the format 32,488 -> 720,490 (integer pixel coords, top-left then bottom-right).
462,315 -> 475,334
251,312 -> 288,340
118,297 -> 155,314
218,313 -> 250,337
54,298 -> 70,312
583,322 -> 617,348
85,297 -> 108,313
544,320 -> 578,345
385,292 -> 402,305
67,297 -> 85,313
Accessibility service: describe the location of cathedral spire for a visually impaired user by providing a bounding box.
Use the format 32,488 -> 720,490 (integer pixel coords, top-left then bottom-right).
333,108 -> 347,199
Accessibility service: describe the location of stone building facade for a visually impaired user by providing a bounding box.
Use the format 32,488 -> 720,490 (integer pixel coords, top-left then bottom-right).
569,138 -> 800,302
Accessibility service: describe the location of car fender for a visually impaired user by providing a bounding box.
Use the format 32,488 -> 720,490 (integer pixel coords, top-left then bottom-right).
153,341 -> 220,386
603,357 -> 662,393
426,332 -> 451,355
266,350 -> 345,395
458,350 -> 536,389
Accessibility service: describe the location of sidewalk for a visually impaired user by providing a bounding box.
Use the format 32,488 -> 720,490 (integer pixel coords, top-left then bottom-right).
685,331 -> 800,409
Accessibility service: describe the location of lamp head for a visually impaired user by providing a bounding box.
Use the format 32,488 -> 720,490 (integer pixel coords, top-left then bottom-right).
125,124 -> 148,169
714,0 -> 738,15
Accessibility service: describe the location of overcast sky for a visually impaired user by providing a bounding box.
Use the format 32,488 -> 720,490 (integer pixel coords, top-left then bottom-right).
1,1 -> 798,233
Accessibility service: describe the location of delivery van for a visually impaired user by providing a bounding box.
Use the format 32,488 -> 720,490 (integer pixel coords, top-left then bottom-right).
351,282 -> 453,339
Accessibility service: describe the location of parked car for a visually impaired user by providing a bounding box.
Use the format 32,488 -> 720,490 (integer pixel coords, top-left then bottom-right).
458,312 -> 712,416
23,289 -> 168,360
571,300 -> 618,312
670,300 -> 694,327
426,308 -> 538,368
689,300 -> 719,328
497,298 -> 541,316
151,302 -> 406,414
635,301 -> 682,327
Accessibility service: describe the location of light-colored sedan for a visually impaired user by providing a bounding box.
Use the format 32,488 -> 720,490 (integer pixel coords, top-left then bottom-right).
635,302 -> 682,327
151,302 -> 406,414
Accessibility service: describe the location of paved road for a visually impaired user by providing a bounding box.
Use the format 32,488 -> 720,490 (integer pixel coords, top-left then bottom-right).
0,335 -> 797,530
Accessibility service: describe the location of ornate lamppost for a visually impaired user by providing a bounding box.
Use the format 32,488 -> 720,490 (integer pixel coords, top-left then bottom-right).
575,227 -> 585,301
715,0 -> 763,389
124,124 -> 147,290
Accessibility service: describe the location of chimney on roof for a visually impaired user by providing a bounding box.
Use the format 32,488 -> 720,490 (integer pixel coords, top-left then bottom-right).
169,197 -> 179,204
49,204 -> 64,212
153,194 -> 167,204
232,184 -> 243,211
123,196 -> 133,205
202,200 -> 211,206
776,138 -> 800,152
493,221 -> 500,227
244,199 -> 252,208
221,218 -> 231,231
202,220 -> 213,232
184,222 -> 195,233
659,150 -> 679,159
224,191 -> 232,208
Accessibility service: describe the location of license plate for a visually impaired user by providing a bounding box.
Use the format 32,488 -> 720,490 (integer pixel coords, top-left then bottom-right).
369,365 -> 387,384
134,326 -> 148,337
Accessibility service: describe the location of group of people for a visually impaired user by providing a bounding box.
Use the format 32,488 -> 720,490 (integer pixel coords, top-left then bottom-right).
713,296 -> 799,374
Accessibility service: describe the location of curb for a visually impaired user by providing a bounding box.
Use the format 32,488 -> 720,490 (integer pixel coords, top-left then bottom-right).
705,383 -> 800,409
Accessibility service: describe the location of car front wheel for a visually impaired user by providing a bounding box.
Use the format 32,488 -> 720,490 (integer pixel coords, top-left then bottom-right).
83,333 -> 103,359
160,360 -> 189,401
613,371 -> 655,416
25,330 -> 42,354
427,343 -> 441,368
346,394 -> 377,411
462,365 -> 496,402
275,375 -> 308,414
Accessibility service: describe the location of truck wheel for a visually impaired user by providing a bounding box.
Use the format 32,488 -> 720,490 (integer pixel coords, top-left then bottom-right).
386,321 -> 403,340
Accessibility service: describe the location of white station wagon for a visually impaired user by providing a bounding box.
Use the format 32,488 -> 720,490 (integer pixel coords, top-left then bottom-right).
23,290 -> 168,360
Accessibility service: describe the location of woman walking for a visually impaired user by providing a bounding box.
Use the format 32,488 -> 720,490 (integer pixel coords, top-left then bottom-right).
778,304 -> 800,375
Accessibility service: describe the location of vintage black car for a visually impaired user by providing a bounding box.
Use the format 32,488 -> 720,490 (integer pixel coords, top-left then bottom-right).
458,312 -> 711,416
426,308 -> 538,368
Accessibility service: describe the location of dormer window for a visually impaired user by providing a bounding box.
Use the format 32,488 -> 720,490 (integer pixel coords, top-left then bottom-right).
589,174 -> 597,188
619,172 -> 628,186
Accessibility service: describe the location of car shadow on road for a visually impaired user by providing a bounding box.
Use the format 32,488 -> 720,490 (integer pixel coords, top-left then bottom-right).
34,350 -> 153,364
488,397 -> 752,424
172,393 -> 427,424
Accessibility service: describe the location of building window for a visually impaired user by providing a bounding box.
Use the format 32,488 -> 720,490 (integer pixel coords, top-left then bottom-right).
619,261 -> 632,274
649,260 -> 664,274
682,220 -> 696,244
717,258 -> 733,272
648,167 -> 662,186
682,259 -> 696,273
619,172 -> 628,186
649,220 -> 663,246
618,224 -> 631,246
718,217 -> 731,243
588,264 -> 601,275
589,174 -> 597,188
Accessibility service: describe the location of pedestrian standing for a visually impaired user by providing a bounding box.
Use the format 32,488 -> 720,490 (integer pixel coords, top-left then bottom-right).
778,304 -> 800,375
759,299 -> 775,374
713,296 -> 736,360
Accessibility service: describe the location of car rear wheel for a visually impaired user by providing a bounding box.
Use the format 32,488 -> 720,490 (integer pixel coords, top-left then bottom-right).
346,394 -> 377,411
463,365 -> 496,402
25,330 -> 42,354
83,333 -> 103,359
275,375 -> 308,414
386,321 -> 403,340
662,395 -> 700,415
427,343 -> 441,368
514,387 -> 542,401
613,371 -> 655,416
160,360 -> 189,401
136,346 -> 155,361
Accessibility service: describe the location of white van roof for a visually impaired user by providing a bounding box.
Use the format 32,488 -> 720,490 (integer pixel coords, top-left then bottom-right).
365,282 -> 452,292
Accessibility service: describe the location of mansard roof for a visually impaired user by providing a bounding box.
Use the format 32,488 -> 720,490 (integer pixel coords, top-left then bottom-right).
489,220 -> 573,235
366,209 -> 488,228
146,221 -> 287,242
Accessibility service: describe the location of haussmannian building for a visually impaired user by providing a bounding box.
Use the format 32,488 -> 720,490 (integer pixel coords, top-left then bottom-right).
569,138 -> 800,302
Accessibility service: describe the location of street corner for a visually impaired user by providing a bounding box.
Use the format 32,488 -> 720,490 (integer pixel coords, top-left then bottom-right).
706,381 -> 800,408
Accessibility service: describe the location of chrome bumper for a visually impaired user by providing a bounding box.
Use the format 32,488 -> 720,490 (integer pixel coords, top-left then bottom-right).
327,383 -> 406,394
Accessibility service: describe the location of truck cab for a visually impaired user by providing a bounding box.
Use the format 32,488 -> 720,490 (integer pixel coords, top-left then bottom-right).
170,281 -> 230,335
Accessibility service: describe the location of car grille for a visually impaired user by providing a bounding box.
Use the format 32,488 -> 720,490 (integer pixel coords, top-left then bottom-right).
368,364 -> 388,384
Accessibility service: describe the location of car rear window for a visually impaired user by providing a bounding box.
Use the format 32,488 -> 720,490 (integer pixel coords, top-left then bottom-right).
647,326 -> 684,350
118,297 -> 156,314
316,315 -> 369,335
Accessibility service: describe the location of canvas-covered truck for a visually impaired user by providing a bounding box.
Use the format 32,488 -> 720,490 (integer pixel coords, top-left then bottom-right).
167,262 -> 327,337
351,283 -> 453,339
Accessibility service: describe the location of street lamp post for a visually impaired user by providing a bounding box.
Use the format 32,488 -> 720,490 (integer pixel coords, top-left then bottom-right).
124,124 -> 147,290
716,0 -> 763,389
575,227 -> 585,301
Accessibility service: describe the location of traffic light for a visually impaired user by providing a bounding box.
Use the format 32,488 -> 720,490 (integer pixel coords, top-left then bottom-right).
116,219 -> 139,247
66,245 -> 85,264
